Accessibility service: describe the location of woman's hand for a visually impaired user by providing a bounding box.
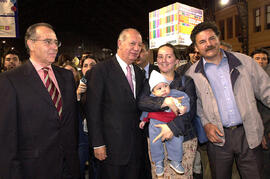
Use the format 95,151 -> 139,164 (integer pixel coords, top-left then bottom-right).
76,82 -> 87,100
152,124 -> 173,143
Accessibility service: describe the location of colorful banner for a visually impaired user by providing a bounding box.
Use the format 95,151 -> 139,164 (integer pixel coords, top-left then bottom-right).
149,2 -> 203,49
0,0 -> 18,38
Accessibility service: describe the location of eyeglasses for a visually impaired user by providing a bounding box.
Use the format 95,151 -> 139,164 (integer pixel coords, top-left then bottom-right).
31,39 -> 61,47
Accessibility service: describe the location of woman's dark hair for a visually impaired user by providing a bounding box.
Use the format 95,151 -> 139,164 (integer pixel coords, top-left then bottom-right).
81,55 -> 97,67
157,43 -> 179,59
190,21 -> 220,44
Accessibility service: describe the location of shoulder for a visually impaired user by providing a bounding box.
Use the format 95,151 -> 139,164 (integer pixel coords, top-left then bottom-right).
92,57 -> 115,72
228,51 -> 254,65
0,61 -> 29,80
174,72 -> 193,83
52,65 -> 73,78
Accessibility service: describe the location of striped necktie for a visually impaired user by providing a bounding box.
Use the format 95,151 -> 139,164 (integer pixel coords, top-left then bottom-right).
42,67 -> 62,118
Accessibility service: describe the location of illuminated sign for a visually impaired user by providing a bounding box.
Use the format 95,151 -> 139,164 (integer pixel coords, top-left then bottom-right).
149,2 -> 203,49
0,0 -> 18,38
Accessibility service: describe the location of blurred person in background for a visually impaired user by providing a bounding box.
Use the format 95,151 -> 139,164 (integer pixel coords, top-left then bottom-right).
176,43 -> 200,76
251,48 -> 270,179
80,51 -> 93,68
251,48 -> 270,72
135,40 -> 159,79
2,48 -> 21,72
57,53 -> 72,67
62,61 -> 80,85
134,40 -> 156,179
76,55 -> 98,179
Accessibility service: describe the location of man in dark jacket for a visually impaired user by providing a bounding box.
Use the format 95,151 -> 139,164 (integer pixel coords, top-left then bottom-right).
251,48 -> 270,179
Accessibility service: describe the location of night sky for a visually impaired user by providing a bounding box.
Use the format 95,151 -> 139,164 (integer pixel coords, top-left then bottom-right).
1,0 -> 209,59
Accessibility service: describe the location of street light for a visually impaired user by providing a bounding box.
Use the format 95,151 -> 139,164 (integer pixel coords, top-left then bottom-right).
220,0 -> 229,5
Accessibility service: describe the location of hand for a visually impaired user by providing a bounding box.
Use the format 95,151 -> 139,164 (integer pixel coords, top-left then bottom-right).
179,106 -> 187,115
76,82 -> 87,100
204,123 -> 223,143
139,121 -> 146,129
94,146 -> 107,161
152,124 -> 173,143
262,136 -> 268,149
162,97 -> 182,115
262,133 -> 270,149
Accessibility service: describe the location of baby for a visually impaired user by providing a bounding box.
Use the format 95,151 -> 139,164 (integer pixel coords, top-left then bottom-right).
139,70 -> 190,176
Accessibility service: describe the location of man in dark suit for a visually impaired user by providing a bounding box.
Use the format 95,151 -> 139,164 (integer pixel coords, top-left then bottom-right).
86,28 -> 145,179
135,41 -> 159,79
0,23 -> 80,179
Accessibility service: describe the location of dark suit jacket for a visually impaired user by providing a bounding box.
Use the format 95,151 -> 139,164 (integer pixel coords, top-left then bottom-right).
0,60 -> 80,179
86,56 -> 145,165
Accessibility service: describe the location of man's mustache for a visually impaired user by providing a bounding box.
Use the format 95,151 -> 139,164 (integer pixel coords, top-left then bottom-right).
206,46 -> 215,51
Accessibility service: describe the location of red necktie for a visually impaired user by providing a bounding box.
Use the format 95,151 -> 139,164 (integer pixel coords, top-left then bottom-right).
126,65 -> 134,93
42,67 -> 62,118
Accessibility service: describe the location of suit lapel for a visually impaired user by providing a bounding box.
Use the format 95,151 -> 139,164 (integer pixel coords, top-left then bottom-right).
23,60 -> 55,108
111,57 -> 135,100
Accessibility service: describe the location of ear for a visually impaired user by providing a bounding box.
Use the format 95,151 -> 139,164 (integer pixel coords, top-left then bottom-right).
27,39 -> 34,51
175,58 -> 180,65
117,39 -> 122,49
194,45 -> 198,51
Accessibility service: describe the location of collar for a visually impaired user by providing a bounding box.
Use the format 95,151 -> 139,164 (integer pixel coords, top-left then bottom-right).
195,49 -> 242,74
30,58 -> 52,72
144,63 -> 150,71
116,54 -> 131,69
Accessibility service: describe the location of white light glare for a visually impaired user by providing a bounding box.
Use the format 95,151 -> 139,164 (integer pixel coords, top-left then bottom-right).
221,0 -> 229,5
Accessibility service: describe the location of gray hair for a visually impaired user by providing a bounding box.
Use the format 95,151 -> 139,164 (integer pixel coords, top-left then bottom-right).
117,28 -> 141,48
24,23 -> 54,53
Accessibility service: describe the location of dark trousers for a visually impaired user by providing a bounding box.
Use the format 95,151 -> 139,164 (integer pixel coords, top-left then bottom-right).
263,149 -> 270,179
62,158 -> 74,179
207,126 -> 263,179
99,160 -> 140,179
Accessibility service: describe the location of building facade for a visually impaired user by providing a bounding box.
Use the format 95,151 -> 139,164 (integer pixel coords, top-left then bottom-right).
215,0 -> 270,54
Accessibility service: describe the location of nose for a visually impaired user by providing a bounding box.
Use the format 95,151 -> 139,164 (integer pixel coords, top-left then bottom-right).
205,40 -> 212,47
134,44 -> 141,51
51,43 -> 58,49
161,88 -> 165,92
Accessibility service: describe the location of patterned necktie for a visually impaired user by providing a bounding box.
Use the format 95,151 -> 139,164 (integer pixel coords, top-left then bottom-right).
126,65 -> 134,93
42,67 -> 62,118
